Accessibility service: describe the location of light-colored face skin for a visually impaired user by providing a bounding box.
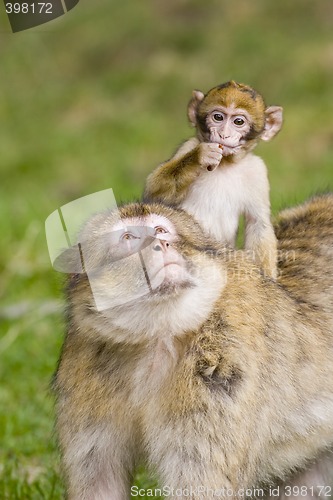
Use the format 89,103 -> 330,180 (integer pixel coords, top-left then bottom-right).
77,214 -> 196,310
188,82 -> 283,157
206,103 -> 252,156
110,214 -> 190,291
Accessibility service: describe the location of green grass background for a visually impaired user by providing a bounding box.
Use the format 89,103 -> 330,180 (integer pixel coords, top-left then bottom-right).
0,0 -> 332,497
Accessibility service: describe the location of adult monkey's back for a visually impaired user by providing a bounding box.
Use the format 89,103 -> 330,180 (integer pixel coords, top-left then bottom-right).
263,194 -> 333,499
54,195 -> 333,500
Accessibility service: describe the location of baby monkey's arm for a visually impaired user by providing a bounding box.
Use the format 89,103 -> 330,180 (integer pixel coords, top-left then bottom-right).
144,137 -> 223,205
244,164 -> 278,280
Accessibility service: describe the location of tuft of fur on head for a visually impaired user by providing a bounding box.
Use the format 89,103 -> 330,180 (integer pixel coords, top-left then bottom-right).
199,81 -> 266,137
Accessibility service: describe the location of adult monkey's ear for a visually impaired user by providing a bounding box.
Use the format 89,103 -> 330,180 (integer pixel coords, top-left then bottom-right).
53,244 -> 85,274
187,90 -> 205,127
261,106 -> 283,141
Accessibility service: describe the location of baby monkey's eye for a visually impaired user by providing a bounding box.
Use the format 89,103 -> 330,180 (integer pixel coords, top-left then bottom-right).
213,113 -> 224,122
234,117 -> 245,126
154,226 -> 168,234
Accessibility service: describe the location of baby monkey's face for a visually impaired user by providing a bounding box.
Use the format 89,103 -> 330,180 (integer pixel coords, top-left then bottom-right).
78,213 -> 197,310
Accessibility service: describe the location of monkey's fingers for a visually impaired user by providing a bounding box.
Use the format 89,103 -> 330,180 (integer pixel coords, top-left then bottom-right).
207,145 -> 223,171
207,165 -> 217,172
210,127 -> 220,143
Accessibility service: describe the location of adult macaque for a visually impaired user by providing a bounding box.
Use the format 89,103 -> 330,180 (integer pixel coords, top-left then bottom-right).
144,81 -> 283,279
54,194 -> 333,499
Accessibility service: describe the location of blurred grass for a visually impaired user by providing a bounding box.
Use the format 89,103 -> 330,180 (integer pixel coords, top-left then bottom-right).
0,0 -> 332,497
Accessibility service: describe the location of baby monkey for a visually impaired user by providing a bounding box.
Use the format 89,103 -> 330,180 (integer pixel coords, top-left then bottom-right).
144,81 -> 283,279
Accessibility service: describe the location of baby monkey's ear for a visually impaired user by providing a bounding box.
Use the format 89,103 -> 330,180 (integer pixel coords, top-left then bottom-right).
261,106 -> 283,141
187,90 -> 205,127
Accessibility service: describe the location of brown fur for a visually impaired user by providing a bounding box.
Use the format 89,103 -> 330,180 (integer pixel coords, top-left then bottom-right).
54,195 -> 333,499
198,81 -> 266,136
144,141 -> 205,205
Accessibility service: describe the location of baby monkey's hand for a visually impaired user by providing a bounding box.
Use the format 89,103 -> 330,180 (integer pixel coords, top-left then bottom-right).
196,142 -> 223,171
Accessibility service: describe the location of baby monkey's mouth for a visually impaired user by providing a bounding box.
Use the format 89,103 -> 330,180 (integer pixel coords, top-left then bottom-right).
209,128 -> 244,155
218,143 -> 242,156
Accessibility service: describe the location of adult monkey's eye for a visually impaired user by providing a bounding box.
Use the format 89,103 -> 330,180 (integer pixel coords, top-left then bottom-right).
234,117 -> 245,126
155,226 -> 168,234
213,113 -> 224,122
121,232 -> 138,241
